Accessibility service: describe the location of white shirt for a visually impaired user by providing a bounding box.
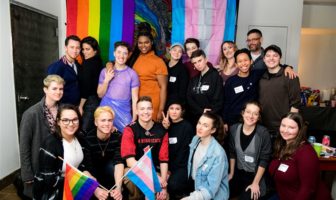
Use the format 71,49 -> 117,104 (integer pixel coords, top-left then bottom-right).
62,137 -> 83,172
192,142 -> 209,180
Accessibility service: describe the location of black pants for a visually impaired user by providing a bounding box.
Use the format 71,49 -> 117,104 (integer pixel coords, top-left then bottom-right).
168,168 -> 190,199
82,95 -> 100,134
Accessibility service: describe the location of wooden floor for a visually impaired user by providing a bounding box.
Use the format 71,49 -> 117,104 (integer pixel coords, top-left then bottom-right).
0,184 -> 21,200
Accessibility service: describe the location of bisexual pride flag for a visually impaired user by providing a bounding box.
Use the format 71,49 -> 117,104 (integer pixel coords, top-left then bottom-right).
63,163 -> 99,200
171,0 -> 237,64
126,149 -> 161,200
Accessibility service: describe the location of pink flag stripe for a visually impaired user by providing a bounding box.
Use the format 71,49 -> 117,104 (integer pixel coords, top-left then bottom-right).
132,157 -> 154,191
185,0 -> 198,38
207,0 -> 227,63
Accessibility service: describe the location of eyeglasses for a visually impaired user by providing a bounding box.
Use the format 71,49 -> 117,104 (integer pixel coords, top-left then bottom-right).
246,37 -> 260,43
60,118 -> 79,125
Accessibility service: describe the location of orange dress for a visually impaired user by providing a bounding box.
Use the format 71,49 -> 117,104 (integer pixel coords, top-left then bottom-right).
133,51 -> 168,121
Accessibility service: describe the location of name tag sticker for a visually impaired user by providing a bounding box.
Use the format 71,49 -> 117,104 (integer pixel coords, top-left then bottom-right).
201,85 -> 210,91
234,85 -> 244,94
169,137 -> 177,144
278,164 -> 289,172
169,76 -> 177,82
244,155 -> 254,163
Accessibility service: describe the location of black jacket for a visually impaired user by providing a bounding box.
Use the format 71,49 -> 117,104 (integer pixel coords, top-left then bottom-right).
187,67 -> 224,117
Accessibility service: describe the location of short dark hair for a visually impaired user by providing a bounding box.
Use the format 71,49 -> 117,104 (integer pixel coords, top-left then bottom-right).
137,96 -> 152,104
234,48 -> 252,62
114,41 -> 130,52
65,35 -> 80,46
247,29 -> 263,37
264,44 -> 282,58
184,38 -> 200,49
81,36 -> 100,55
190,49 -> 206,60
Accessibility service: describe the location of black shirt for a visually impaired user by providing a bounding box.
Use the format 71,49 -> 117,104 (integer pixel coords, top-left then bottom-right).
166,60 -> 189,107
240,126 -> 256,151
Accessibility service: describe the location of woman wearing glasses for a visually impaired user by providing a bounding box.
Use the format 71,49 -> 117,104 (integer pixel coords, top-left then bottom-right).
34,104 -> 109,200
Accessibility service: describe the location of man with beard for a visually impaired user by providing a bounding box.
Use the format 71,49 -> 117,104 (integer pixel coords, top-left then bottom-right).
246,29 -> 265,70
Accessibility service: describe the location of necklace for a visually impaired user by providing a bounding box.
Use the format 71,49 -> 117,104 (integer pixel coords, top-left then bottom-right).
97,135 -> 111,157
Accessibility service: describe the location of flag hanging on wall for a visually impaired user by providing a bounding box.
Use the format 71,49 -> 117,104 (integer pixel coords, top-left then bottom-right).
66,0 -> 135,62
63,163 -> 99,200
66,0 -> 237,63
126,149 -> 161,200
171,0 -> 237,64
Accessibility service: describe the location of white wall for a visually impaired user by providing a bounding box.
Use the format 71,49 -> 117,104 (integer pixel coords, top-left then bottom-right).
0,0 -> 66,179
0,0 -> 20,179
302,4 -> 336,28
236,0 -> 304,70
299,3 -> 336,90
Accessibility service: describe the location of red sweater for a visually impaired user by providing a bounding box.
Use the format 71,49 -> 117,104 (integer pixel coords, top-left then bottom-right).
184,61 -> 213,79
121,121 -> 169,168
269,143 -> 331,200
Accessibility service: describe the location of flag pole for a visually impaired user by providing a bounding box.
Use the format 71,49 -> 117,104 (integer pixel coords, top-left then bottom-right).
108,146 -> 154,192
40,148 -> 109,191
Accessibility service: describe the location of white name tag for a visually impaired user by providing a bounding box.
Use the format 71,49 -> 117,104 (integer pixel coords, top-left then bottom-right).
244,155 -> 254,163
169,76 -> 177,82
278,164 -> 289,172
234,85 -> 244,94
201,85 -> 209,91
169,137 -> 177,144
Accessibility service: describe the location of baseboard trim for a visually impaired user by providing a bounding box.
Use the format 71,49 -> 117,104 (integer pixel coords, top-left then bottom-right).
0,169 -> 20,190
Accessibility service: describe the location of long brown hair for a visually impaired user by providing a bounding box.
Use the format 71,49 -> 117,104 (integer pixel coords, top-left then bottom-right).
201,112 -> 226,146
217,41 -> 237,71
273,112 -> 307,160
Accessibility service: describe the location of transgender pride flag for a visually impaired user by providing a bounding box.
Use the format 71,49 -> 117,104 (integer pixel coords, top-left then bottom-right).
171,0 -> 237,64
126,149 -> 161,200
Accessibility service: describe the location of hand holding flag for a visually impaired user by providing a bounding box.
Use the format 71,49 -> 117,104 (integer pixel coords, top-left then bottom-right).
111,147 -> 161,200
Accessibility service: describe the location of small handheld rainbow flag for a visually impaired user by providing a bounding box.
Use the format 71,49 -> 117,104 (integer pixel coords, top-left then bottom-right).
126,148 -> 161,200
63,163 -> 99,200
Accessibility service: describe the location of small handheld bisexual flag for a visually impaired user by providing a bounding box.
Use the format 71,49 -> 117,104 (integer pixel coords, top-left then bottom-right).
63,163 -> 99,200
126,149 -> 162,200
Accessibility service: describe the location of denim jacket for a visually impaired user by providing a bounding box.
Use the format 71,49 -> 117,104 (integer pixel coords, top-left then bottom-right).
187,136 -> 229,200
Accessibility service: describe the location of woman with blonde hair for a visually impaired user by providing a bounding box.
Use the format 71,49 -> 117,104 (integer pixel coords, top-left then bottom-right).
215,41 -> 238,84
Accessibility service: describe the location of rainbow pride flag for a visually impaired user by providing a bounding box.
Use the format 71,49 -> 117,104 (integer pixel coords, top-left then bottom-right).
171,0 -> 237,64
66,0 -> 135,62
126,149 -> 161,200
63,163 -> 99,200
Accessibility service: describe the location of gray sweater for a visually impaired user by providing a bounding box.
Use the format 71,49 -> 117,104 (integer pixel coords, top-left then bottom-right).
229,123 -> 272,170
229,123 -> 272,196
19,97 -> 53,182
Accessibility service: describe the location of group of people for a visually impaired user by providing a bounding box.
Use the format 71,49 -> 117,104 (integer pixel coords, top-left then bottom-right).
19,24 -> 332,200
